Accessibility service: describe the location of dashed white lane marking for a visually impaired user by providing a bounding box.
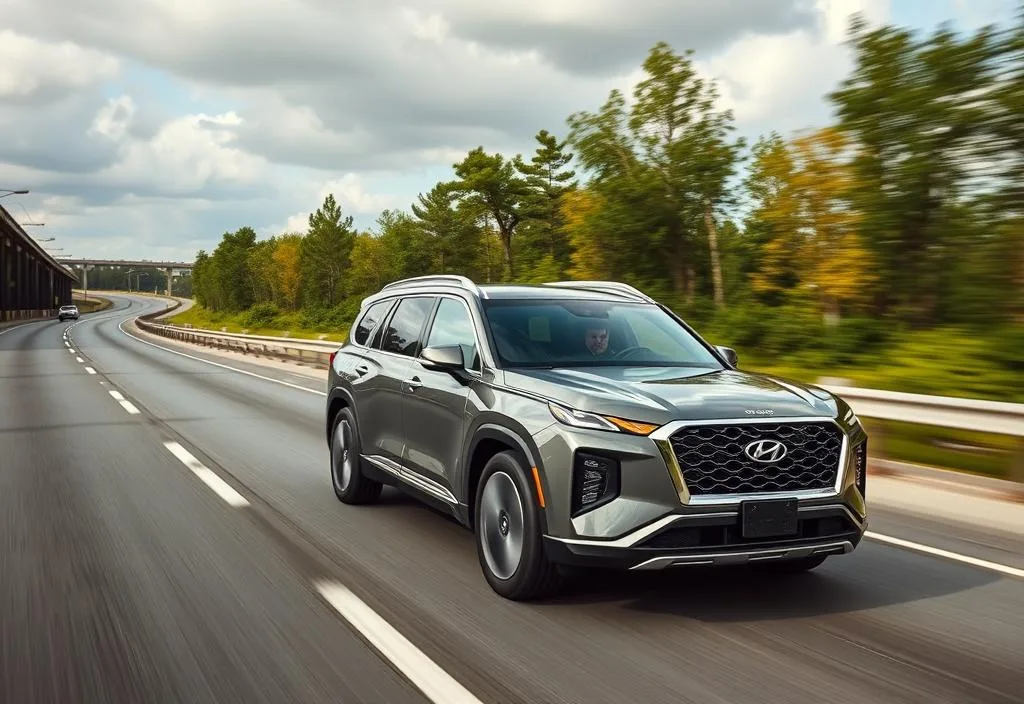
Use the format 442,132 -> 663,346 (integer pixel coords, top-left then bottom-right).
76,356 -> 84,363
314,581 -> 483,704
108,390 -> 125,401
68,348 -> 76,354
64,341 -> 71,347
84,367 -> 97,375
119,400 -> 141,415
163,441 -> 250,507
118,318 -> 326,397
867,532 -> 1024,579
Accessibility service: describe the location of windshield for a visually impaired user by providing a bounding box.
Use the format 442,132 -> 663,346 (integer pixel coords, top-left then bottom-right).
482,299 -> 724,368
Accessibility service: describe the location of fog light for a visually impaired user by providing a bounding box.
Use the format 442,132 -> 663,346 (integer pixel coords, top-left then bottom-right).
572,452 -> 620,515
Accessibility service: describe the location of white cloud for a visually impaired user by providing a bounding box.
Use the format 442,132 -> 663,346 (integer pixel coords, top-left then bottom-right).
696,0 -> 891,137
0,30 -> 119,103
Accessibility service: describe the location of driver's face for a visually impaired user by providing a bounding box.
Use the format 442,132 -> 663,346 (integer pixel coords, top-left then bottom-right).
585,327 -> 608,355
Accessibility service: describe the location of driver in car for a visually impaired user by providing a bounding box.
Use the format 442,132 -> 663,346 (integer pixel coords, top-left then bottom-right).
584,325 -> 610,357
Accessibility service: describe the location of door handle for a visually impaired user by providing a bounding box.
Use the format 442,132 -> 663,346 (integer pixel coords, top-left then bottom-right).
404,376 -> 423,391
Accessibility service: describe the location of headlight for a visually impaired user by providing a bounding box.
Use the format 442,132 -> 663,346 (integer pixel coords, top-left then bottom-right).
548,402 -> 659,435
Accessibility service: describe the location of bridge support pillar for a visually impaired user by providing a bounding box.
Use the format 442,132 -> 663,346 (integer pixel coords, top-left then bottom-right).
0,236 -> 7,321
165,267 -> 174,297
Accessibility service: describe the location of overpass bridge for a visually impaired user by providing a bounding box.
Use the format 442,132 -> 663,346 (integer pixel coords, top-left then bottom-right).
1,204 -> 76,322
62,258 -> 194,297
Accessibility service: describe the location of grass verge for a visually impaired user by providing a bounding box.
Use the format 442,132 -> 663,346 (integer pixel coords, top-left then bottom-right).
166,303 -> 349,342
72,291 -> 113,314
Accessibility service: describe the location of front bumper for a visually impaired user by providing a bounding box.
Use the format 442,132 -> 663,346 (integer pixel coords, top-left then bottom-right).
544,503 -> 865,570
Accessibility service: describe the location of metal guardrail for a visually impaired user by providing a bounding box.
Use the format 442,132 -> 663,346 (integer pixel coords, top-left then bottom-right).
132,314 -> 1024,490
820,385 -> 1024,438
136,318 -> 339,367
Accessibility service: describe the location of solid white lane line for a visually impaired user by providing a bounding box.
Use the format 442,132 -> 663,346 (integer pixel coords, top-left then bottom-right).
0,322 -> 35,337
76,356 -> 84,363
84,367 -> 97,375
314,581 -> 483,704
108,390 -> 125,401
163,441 -> 250,507
867,531 -> 1024,579
119,400 -> 141,415
118,318 -> 326,397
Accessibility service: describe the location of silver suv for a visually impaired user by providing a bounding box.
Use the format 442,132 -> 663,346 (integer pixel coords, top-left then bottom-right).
325,276 -> 868,600
58,305 -> 79,322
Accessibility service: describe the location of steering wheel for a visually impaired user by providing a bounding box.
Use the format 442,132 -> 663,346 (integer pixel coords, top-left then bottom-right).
612,345 -> 653,360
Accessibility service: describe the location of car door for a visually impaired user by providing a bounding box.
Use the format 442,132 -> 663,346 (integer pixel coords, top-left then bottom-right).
401,295 -> 481,497
352,295 -> 436,468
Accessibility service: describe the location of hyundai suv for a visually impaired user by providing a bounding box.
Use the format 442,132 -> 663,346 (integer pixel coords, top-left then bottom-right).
325,276 -> 868,600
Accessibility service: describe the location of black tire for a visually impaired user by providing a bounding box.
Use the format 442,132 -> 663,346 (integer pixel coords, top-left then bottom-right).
474,450 -> 562,600
753,555 -> 828,574
330,406 -> 382,505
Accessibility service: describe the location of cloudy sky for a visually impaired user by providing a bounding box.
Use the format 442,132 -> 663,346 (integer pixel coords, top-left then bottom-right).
1,0 -> 1018,263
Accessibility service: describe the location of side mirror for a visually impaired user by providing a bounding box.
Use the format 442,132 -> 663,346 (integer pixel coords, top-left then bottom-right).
716,345 -> 738,367
420,344 -> 465,371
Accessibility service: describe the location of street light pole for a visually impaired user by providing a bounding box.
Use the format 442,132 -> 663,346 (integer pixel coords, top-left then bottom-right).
0,189 -> 29,199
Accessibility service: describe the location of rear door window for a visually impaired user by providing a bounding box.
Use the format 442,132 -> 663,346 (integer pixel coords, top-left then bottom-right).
352,299 -> 394,346
380,297 -> 436,357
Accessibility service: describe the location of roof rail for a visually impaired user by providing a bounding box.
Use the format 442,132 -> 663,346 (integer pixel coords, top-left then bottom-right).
542,280 -> 656,303
381,275 -> 480,293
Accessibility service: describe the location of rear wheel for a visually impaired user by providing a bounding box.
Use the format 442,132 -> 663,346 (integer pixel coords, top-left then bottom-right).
474,450 -> 562,600
330,407 -> 382,505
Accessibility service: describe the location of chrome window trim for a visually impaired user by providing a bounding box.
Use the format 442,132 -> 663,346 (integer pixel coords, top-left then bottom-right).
649,416 -> 850,506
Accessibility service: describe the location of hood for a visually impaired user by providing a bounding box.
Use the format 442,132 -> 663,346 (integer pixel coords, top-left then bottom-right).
502,366 -> 839,424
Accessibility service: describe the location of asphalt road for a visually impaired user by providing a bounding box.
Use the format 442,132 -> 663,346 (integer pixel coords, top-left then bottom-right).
2,293 -> 1021,704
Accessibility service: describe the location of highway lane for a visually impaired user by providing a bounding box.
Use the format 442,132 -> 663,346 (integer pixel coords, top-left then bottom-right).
10,292 -> 1024,703
0,305 -> 430,704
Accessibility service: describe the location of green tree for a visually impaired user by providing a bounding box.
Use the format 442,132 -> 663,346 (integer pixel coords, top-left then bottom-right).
829,14 -> 1006,324
411,182 -> 483,275
514,130 -> 577,277
273,234 -> 303,310
452,147 -> 527,278
567,42 -> 743,306
300,194 -> 355,307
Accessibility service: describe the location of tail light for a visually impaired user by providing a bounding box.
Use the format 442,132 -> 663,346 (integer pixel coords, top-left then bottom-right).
329,350 -> 338,367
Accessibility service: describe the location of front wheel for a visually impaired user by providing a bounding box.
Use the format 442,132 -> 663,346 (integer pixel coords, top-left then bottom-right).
330,407 -> 382,505
474,451 -> 562,600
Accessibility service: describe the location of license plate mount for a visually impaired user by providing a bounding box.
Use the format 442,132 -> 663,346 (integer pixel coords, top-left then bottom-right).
741,498 -> 799,539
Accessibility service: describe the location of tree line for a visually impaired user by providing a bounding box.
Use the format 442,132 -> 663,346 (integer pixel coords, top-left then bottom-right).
191,12 -> 1022,371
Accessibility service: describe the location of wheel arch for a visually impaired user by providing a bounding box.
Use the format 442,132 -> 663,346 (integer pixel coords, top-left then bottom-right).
464,423 -> 548,533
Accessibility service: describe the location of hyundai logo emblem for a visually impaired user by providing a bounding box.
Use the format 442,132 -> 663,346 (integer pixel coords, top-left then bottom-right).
744,439 -> 787,463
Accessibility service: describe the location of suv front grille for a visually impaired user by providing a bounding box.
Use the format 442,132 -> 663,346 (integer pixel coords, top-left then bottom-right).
669,421 -> 843,496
